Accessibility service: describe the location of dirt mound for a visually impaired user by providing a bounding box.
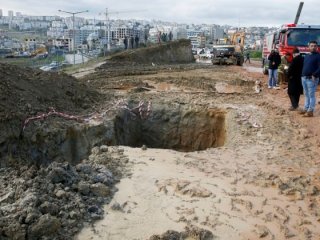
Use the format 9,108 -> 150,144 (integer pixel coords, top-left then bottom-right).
0,63 -> 101,166
0,63 -> 99,120
149,225 -> 214,240
105,39 -> 193,65
0,145 -> 129,240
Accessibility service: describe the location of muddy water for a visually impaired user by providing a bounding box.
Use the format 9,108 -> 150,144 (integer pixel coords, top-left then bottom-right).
156,82 -> 176,91
215,82 -> 243,93
242,64 -> 263,73
76,145 -> 320,240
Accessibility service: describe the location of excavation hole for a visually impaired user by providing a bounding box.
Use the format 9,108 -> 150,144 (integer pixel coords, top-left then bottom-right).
114,106 -> 226,152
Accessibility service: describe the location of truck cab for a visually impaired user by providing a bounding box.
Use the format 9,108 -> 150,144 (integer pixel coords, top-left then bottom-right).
262,24 -> 320,74
211,45 -> 244,66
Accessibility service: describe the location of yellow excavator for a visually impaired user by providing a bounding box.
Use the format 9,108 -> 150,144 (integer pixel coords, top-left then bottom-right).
30,46 -> 48,58
230,32 -> 245,52
212,31 -> 245,66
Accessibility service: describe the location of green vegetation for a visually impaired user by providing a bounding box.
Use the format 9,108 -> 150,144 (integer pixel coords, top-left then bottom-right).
249,50 -> 262,59
0,54 -> 65,68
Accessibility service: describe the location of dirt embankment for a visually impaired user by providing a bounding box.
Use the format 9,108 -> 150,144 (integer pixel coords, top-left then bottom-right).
0,61 -> 133,240
0,63 -> 103,166
106,39 -> 194,65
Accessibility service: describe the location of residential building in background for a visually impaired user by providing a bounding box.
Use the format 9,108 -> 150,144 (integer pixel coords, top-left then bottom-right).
0,9 -> 270,59
210,26 -> 224,43
8,11 -> 13,19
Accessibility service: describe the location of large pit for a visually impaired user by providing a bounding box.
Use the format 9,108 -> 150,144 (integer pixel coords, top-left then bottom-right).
114,106 -> 226,152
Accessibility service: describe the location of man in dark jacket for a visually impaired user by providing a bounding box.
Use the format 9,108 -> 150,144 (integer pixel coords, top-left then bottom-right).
299,40 -> 320,117
134,35 -> 139,48
267,50 -> 281,88
123,36 -> 128,49
287,48 -> 304,110
130,36 -> 134,49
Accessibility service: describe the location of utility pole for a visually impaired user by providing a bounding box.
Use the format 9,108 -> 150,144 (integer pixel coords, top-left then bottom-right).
58,9 -> 88,65
294,2 -> 304,24
106,8 -> 110,51
101,8 -> 110,56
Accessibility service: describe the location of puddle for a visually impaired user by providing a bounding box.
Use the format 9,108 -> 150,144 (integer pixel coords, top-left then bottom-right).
215,82 -> 243,93
243,65 -> 263,73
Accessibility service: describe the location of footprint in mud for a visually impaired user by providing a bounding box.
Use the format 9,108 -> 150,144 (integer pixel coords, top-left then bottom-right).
109,200 -> 138,213
155,179 -> 213,198
231,198 -> 253,214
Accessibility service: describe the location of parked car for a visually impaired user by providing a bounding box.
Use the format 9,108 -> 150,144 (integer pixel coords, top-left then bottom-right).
39,61 -> 60,71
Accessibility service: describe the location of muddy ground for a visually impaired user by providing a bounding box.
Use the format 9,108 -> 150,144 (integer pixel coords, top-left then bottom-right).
1,42 -> 320,240
75,60 -> 320,240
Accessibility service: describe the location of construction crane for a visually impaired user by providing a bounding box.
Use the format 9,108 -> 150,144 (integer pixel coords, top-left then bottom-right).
100,8 -> 146,52
294,2 -> 304,24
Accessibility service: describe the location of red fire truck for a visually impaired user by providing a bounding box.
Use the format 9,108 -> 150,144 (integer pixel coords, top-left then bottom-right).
262,23 -> 320,74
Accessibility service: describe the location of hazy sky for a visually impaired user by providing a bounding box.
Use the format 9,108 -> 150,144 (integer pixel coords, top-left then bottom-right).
1,0 -> 319,27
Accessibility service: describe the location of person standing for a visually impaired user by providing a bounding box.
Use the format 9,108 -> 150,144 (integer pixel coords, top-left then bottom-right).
300,40 -> 320,117
287,48 -> 304,110
130,36 -> 134,49
168,31 -> 173,41
134,35 -> 139,48
267,50 -> 281,89
245,52 -> 250,63
278,52 -> 290,84
123,36 -> 128,50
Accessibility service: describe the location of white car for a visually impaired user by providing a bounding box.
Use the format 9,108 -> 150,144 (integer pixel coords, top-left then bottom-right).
39,61 -> 60,71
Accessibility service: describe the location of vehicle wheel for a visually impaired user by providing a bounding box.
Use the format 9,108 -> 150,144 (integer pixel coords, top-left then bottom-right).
237,58 -> 244,66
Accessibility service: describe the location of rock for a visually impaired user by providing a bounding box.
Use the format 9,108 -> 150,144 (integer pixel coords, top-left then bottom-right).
91,166 -> 113,185
78,181 -> 90,195
148,225 -> 214,240
256,225 -> 269,238
19,192 -> 39,208
76,163 -> 93,174
141,145 -> 147,150
55,190 -> 67,198
111,202 -> 123,211
90,183 -> 110,197
278,183 -> 289,191
48,166 -> 74,185
39,201 -> 59,215
2,222 -> 26,240
69,210 -> 80,219
310,186 -> 319,196
100,145 -> 108,152
25,209 -> 41,224
0,190 -> 15,204
91,146 -> 100,155
28,214 -> 61,239
90,213 -> 103,220
87,205 -> 103,215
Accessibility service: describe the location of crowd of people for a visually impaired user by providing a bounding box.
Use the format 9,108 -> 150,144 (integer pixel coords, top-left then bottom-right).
267,40 -> 320,117
123,35 -> 140,50
123,31 -> 174,50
